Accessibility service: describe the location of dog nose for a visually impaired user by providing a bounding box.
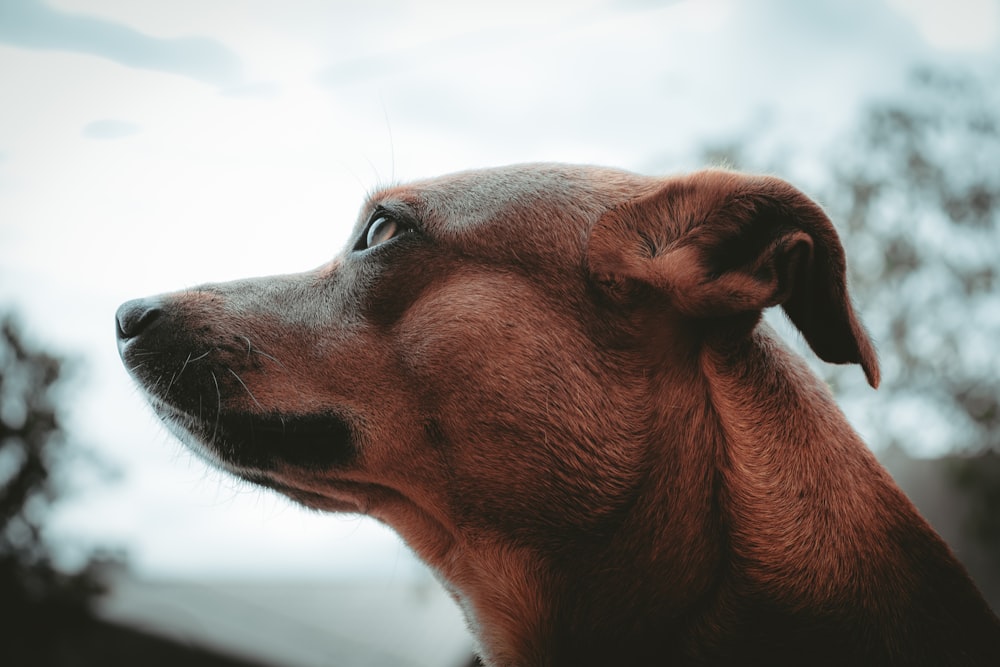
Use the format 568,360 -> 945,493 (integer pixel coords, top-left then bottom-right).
116,298 -> 163,341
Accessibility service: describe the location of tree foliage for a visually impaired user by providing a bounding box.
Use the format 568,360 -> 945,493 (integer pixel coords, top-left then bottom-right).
701,67 -> 999,456
701,67 -> 1000,564
827,67 -> 1000,458
824,68 -> 1000,563
0,313 -> 119,659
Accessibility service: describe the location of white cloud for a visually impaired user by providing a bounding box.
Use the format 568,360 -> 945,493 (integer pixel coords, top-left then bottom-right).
888,0 -> 1000,51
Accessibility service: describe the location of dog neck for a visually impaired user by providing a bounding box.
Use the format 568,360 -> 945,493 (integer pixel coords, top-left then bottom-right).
439,323 -> 914,666
702,323 -> 902,594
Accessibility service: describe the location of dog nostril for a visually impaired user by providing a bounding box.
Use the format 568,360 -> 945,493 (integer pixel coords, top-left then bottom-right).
116,298 -> 164,340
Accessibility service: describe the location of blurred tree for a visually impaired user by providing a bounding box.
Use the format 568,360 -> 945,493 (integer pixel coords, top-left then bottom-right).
828,68 -> 1000,452
824,68 -> 1000,568
702,67 -> 1000,569
0,313 -> 122,663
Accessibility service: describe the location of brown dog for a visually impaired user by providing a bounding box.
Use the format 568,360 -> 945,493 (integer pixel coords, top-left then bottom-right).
116,164 -> 1000,666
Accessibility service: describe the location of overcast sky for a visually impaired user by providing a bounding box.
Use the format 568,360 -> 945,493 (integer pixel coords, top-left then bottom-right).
0,0 -> 998,580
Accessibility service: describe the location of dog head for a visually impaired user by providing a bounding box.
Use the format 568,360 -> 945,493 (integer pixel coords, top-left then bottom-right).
116,163 -> 877,563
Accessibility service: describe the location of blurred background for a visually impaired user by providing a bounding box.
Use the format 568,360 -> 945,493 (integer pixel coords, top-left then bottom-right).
1,0 -> 998,664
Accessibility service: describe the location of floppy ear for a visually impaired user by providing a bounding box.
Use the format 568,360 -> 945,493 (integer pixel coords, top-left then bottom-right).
587,169 -> 880,388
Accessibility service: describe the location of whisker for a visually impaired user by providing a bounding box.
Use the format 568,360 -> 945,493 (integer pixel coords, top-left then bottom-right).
164,352 -> 193,396
251,348 -> 285,368
188,349 -> 212,363
168,349 -> 203,392
148,374 -> 165,395
164,370 -> 179,396
210,371 -> 221,443
127,350 -> 162,358
227,367 -> 264,411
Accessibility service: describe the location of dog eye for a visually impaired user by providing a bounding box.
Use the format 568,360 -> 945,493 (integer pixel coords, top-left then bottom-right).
365,215 -> 403,249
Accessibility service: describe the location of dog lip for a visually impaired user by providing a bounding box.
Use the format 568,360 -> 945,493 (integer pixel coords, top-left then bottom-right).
143,395 -> 358,473
214,412 -> 358,470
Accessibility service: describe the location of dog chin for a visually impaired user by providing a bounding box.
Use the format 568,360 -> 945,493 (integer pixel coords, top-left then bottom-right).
157,409 -> 242,472
147,399 -> 357,474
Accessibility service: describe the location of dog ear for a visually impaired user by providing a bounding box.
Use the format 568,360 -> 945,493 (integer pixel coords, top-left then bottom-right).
588,170 -> 880,388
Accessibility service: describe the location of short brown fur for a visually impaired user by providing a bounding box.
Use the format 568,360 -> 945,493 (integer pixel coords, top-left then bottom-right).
116,164 -> 1000,666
